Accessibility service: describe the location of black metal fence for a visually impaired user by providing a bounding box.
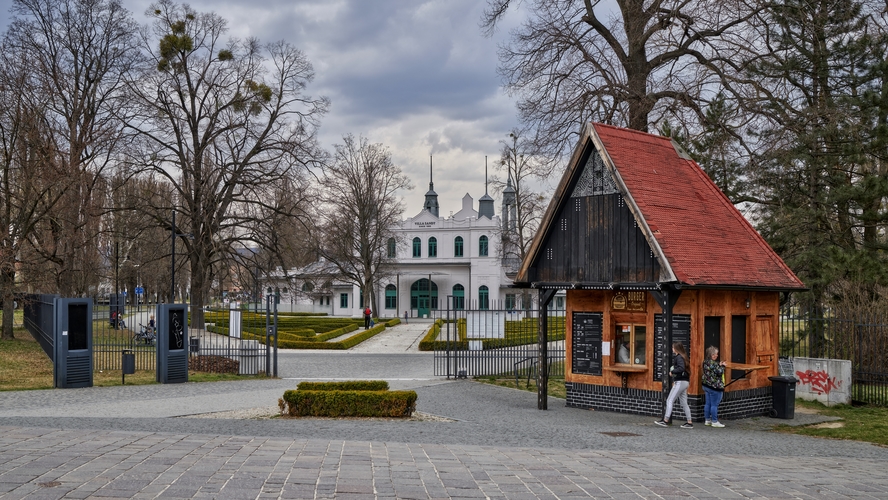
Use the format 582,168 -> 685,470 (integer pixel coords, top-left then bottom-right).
90,298 -> 276,376
22,294 -> 59,360
779,303 -> 888,406
432,299 -> 566,380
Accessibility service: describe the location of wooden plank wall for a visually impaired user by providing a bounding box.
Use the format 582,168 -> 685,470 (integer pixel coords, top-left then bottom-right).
532,194 -> 659,283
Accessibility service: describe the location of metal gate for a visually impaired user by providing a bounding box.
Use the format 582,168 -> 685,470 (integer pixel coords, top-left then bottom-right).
432,298 -> 566,379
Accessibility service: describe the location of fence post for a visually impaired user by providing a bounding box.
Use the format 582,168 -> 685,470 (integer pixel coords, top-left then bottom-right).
273,298 -> 278,378
265,295 -> 271,377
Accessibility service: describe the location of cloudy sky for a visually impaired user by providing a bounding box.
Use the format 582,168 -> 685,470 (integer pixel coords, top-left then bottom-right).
2,0 -> 543,218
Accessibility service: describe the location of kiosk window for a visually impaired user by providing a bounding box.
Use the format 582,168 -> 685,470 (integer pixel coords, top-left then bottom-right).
616,324 -> 646,366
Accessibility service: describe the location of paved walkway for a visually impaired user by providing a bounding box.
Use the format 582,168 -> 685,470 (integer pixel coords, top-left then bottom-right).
1,321 -> 887,499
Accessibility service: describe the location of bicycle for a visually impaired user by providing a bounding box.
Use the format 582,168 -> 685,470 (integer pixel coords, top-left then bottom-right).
133,323 -> 156,346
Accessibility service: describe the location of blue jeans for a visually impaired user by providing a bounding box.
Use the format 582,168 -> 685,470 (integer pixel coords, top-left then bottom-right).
703,386 -> 724,422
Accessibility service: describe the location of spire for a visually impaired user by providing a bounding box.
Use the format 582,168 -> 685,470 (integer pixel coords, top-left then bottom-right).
479,156 -> 495,219
502,175 -> 516,231
423,155 -> 439,217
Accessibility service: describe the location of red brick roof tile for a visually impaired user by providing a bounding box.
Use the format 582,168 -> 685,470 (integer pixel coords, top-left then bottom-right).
593,123 -> 804,289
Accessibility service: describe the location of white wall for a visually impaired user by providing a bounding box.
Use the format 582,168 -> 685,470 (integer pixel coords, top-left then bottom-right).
792,357 -> 852,406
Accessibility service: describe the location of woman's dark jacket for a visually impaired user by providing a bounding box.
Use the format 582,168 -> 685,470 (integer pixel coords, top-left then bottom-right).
670,353 -> 690,381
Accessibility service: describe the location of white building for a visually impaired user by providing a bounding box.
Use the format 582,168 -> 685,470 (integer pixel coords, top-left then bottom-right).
266,169 -> 551,318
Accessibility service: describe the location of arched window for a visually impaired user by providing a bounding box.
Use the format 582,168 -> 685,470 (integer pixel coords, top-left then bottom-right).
387,238 -> 396,258
479,235 -> 489,257
454,236 -> 463,257
412,237 -> 421,258
479,285 -> 489,310
302,282 -> 314,292
452,284 -> 465,310
385,284 -> 397,309
428,237 -> 437,257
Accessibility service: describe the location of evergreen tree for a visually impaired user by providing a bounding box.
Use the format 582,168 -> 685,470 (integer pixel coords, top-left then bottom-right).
744,0 -> 887,354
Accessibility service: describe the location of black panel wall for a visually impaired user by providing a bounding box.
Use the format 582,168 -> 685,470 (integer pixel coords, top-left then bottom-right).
535,194 -> 659,283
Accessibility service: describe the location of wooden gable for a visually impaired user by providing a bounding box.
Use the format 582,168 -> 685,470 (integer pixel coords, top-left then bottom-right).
518,122 -> 805,291
524,141 -> 660,285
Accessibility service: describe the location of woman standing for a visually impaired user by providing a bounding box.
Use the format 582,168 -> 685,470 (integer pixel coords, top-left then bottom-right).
702,345 -> 727,427
655,342 -> 694,428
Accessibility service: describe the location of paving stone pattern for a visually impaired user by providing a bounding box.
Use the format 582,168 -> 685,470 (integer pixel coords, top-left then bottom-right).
1,321 -> 887,499
2,426 -> 887,499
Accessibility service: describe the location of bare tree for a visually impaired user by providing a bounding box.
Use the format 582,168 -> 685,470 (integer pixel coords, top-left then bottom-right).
5,0 -> 141,296
315,135 -> 412,317
123,0 -> 328,327
101,172 -> 177,304
492,130 -> 549,264
482,0 -> 761,161
0,46 -> 70,339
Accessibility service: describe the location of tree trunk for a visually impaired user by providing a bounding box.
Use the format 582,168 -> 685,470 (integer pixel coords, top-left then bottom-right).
1,267 -> 15,340
189,255 -> 207,330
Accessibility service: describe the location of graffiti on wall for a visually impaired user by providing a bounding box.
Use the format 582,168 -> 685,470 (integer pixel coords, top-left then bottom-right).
796,370 -> 841,395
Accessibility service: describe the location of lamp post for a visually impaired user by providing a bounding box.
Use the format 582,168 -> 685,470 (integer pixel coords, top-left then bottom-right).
170,210 -> 193,304
115,242 -> 120,299
171,210 -> 177,302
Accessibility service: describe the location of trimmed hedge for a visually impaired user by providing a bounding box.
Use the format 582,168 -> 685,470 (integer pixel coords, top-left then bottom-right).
282,389 -> 417,417
265,322 -> 386,349
205,315 -> 400,350
297,380 -> 389,391
418,316 -> 567,351
418,319 -> 445,351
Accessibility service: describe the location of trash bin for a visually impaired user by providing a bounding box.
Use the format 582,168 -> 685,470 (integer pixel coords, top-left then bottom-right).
122,350 -> 135,375
768,375 -> 797,419
189,336 -> 200,355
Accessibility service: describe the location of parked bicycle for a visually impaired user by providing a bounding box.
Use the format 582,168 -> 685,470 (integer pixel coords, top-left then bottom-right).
133,323 -> 156,346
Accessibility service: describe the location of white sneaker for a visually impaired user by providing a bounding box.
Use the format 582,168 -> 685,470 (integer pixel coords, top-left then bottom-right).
711,421 -> 725,428
705,420 -> 711,426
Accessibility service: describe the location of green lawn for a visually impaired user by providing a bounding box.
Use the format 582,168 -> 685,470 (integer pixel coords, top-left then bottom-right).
0,328 -> 256,391
775,399 -> 888,447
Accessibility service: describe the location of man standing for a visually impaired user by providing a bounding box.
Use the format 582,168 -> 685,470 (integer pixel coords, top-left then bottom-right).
364,306 -> 372,329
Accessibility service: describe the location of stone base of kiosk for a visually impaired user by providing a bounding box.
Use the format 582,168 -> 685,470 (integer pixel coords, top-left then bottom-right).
566,381 -> 774,421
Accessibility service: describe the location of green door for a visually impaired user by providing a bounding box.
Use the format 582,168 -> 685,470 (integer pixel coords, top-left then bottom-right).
411,279 -> 438,318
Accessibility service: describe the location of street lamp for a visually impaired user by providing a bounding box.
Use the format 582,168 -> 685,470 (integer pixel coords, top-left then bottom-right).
171,209 -> 193,304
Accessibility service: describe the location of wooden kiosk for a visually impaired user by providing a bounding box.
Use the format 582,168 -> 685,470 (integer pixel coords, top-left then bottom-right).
517,123 -> 806,420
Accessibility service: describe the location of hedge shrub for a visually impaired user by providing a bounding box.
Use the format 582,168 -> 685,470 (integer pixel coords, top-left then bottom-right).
296,380 -> 389,391
417,316 -> 567,351
282,389 -> 417,417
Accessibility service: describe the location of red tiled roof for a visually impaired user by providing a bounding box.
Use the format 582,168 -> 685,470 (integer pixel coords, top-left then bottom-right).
593,123 -> 804,289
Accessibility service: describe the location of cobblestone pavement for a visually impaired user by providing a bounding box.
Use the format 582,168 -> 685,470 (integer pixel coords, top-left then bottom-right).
1,321 -> 887,499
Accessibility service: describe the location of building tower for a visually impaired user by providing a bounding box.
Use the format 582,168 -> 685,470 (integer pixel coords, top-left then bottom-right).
478,157 -> 495,219
423,156 -> 439,217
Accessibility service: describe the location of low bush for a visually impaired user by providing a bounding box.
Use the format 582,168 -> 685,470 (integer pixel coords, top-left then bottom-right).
297,380 -> 389,391
418,316 -> 567,351
259,322 -> 385,349
282,389 -> 417,417
418,319 -> 445,351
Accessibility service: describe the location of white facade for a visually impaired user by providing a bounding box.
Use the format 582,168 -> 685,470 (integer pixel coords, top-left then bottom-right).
380,192 -> 517,318
266,182 -> 536,318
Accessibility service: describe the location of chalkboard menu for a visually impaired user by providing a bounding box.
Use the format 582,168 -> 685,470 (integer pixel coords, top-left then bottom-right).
572,312 -> 603,376
653,313 -> 691,381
